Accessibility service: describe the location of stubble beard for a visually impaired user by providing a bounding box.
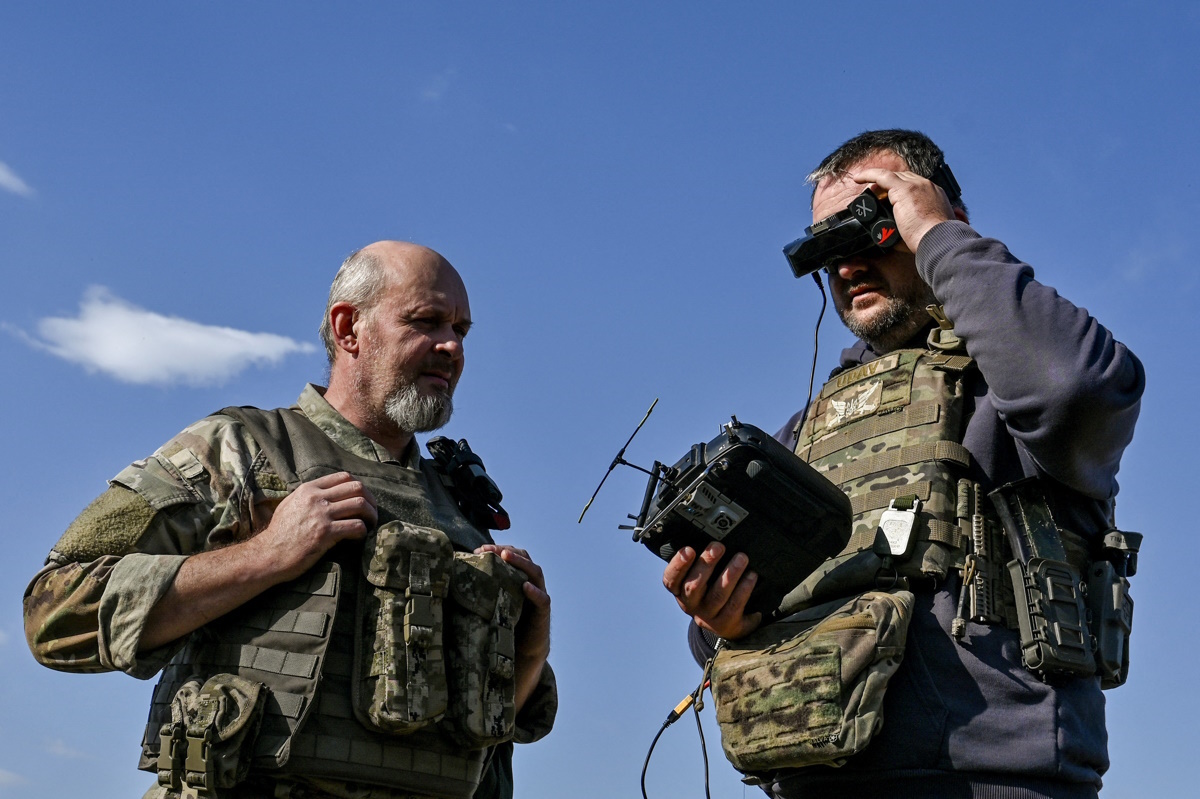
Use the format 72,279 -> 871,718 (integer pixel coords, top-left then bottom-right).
384,381 -> 454,433
840,284 -> 937,353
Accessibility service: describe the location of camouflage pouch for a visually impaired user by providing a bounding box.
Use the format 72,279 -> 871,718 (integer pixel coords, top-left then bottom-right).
710,589 -> 913,774
156,673 -> 268,798
441,551 -> 528,748
353,520 -> 454,734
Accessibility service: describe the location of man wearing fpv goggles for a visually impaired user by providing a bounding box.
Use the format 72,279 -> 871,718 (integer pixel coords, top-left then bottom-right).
665,130 -> 1144,799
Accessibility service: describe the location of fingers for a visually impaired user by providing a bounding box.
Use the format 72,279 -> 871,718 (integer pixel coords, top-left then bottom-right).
693,551 -> 753,617
849,166 -> 898,187
663,542 -> 763,640
480,543 -> 552,664
318,478 -> 378,528
694,572 -> 762,640
662,545 -> 698,596
847,167 -> 954,252
294,472 -> 378,530
674,542 -> 726,610
478,544 -> 546,590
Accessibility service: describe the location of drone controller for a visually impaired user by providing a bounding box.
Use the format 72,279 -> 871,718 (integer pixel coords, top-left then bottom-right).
630,418 -> 852,622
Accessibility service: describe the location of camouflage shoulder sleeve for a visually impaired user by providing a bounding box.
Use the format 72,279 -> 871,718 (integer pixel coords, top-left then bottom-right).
26,413 -> 276,675
513,662 -> 558,744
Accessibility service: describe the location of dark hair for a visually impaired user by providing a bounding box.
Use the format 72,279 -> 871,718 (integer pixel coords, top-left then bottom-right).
807,128 -> 966,215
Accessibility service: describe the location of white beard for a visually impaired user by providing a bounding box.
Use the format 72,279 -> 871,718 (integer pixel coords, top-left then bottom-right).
384,382 -> 453,433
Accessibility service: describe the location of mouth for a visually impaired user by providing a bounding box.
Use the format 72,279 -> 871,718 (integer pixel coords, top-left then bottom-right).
420,371 -> 453,391
847,283 -> 884,300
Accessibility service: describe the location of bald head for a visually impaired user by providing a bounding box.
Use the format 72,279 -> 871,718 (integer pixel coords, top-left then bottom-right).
319,241 -> 465,366
321,240 -> 472,455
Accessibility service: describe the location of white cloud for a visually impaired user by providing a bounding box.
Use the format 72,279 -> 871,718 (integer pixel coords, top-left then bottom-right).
0,769 -> 25,786
0,160 -> 34,197
421,68 -> 456,101
44,739 -> 93,760
14,287 -> 317,386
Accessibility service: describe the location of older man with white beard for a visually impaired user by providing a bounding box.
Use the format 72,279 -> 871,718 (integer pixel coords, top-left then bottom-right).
25,241 -> 556,799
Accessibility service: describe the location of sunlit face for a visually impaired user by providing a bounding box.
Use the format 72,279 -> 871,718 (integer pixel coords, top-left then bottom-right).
811,151 -> 936,352
353,254 -> 471,433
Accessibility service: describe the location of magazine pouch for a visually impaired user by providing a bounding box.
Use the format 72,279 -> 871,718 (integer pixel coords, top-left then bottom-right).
441,551 -> 528,748
354,520 -> 453,734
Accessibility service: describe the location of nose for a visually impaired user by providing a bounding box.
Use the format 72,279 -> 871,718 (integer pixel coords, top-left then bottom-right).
831,256 -> 870,282
433,324 -> 465,361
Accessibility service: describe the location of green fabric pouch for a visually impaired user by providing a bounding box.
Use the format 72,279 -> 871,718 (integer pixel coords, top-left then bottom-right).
441,552 -> 527,748
710,589 -> 913,774
354,519 -> 454,734
156,673 -> 267,798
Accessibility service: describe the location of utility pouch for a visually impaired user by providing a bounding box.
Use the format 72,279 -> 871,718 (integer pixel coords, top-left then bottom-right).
1088,529 -> 1141,689
710,589 -> 913,773
990,479 -> 1096,681
156,674 -> 267,799
441,551 -> 528,748
354,520 -> 453,734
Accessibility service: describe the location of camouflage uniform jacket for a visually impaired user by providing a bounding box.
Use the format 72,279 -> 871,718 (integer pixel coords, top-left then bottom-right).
24,384 -> 556,798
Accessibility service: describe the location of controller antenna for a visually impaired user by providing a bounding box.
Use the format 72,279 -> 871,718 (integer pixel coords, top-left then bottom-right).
578,398 -> 658,523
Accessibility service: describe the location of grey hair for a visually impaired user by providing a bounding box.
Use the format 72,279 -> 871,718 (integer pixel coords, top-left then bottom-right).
807,129 -> 967,215
319,247 -> 388,365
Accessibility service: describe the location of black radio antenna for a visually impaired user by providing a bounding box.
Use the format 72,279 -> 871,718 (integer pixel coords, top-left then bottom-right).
578,398 -> 659,523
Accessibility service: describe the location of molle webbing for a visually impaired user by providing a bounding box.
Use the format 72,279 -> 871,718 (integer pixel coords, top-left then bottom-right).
793,343 -> 975,586
851,481 -> 932,517
141,562 -> 340,770
217,405 -> 490,552
801,401 -> 941,463
826,440 -> 970,488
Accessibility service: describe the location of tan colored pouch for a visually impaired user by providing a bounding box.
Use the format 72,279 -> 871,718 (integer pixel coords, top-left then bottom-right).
354,520 -> 454,734
156,674 -> 267,797
711,589 -> 913,773
441,551 -> 527,748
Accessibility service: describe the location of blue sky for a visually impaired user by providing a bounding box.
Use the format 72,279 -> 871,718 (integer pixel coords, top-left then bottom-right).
2,3 -> 1196,797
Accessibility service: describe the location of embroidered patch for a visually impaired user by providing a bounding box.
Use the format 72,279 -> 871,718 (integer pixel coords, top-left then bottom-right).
825,380 -> 881,428
821,353 -> 901,399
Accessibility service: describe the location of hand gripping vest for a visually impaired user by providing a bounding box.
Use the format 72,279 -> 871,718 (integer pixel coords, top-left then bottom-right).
139,407 -> 525,799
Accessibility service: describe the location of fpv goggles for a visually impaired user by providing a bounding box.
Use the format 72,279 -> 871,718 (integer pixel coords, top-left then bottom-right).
783,161 -> 962,278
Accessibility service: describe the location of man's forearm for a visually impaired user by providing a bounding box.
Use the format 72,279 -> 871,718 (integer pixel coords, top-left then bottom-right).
139,536 -> 284,651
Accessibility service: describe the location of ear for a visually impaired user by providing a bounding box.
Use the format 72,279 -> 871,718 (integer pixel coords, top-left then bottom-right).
952,207 -> 969,224
329,302 -> 361,356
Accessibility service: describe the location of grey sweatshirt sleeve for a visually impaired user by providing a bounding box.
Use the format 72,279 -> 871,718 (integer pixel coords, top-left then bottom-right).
916,220 -> 1144,500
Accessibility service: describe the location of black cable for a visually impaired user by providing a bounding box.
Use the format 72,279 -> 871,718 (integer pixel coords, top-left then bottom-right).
692,689 -> 711,799
640,720 -> 671,799
796,270 -> 828,442
640,682 -> 709,799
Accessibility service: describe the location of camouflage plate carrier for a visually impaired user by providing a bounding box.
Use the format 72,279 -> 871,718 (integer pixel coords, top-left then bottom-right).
710,311 -> 1138,776
139,407 -> 525,799
711,316 -> 1015,775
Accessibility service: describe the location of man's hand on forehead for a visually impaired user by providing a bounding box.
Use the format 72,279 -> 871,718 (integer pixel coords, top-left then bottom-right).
850,167 -> 957,253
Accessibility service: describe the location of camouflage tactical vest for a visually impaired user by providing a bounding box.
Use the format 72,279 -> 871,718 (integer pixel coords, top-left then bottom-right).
707,327 -> 1015,775
138,407 -> 523,799
784,326 -> 1011,618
